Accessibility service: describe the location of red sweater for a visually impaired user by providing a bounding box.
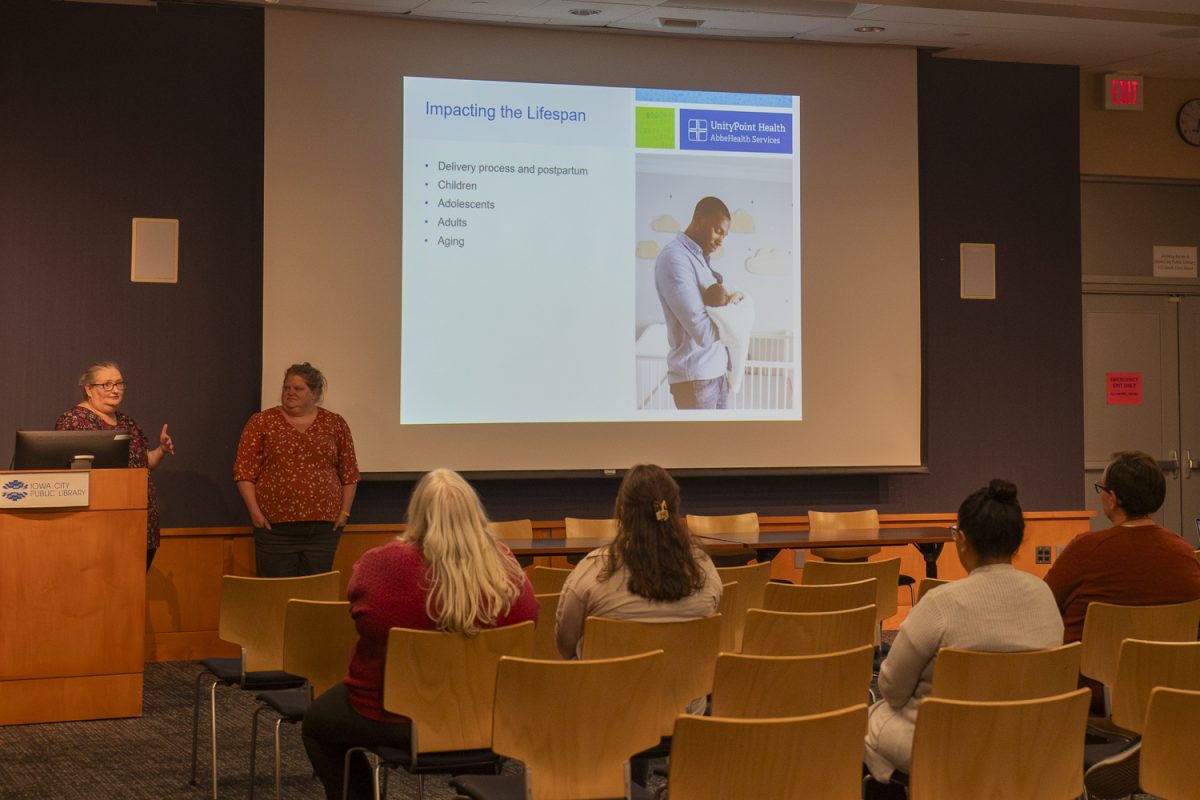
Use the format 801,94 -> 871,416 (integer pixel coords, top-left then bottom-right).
1043,523 -> 1200,643
343,539 -> 539,721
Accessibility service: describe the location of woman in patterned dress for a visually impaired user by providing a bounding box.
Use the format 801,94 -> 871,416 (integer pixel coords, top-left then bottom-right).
55,361 -> 175,570
234,362 -> 360,577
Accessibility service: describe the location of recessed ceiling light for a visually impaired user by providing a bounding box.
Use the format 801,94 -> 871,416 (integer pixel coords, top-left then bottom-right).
568,8 -> 603,16
854,26 -> 886,33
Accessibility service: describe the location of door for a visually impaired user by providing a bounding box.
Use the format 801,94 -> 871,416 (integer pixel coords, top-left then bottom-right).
1082,293 -> 1200,545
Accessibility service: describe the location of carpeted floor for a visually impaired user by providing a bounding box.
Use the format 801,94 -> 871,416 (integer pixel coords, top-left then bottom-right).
0,661 -> 483,799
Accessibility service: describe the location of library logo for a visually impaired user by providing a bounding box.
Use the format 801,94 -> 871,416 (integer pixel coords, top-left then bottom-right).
2,479 -> 29,502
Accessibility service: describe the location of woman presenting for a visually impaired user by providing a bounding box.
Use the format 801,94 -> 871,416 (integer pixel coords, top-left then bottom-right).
56,361 -> 175,570
234,363 -> 359,577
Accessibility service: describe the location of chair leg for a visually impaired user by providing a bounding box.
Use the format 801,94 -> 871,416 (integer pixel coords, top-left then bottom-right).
904,583 -> 915,606
210,679 -> 221,800
190,670 -> 210,785
273,718 -> 283,800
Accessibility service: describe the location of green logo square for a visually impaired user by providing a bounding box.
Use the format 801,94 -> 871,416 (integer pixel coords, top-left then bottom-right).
636,107 -> 676,149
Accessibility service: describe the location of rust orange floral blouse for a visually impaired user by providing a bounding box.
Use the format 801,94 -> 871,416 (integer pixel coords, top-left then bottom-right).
233,407 -> 360,524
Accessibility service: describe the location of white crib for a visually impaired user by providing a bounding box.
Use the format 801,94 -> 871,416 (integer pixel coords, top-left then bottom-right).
635,323 -> 795,411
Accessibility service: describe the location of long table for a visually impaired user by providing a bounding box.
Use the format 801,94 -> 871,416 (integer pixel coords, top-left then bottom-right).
503,526 -> 954,577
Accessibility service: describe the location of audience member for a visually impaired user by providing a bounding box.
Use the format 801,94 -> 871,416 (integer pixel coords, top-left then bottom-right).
554,463 -> 723,664
862,480 -> 1062,797
301,469 -> 538,800
1044,449 -> 1200,643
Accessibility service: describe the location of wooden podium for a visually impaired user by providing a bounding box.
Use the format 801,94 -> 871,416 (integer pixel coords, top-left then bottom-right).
0,468 -> 147,725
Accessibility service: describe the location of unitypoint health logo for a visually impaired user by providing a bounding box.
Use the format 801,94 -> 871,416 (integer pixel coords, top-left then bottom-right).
687,118 -> 708,143
2,479 -> 29,502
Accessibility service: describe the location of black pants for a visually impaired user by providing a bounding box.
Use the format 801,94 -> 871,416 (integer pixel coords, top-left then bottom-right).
253,521 -> 340,577
302,684 -> 412,800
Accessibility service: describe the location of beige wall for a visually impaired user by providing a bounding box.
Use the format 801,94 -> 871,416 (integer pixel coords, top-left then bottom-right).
1081,73 -> 1200,179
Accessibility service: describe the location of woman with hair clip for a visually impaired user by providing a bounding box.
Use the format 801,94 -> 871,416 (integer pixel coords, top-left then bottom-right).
862,479 -> 1064,799
554,463 -> 723,664
301,468 -> 538,800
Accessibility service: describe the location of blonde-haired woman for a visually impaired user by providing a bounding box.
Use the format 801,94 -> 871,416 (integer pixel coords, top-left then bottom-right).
302,469 -> 538,800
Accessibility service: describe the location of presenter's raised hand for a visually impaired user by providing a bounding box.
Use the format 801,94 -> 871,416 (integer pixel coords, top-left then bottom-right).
159,424 -> 175,456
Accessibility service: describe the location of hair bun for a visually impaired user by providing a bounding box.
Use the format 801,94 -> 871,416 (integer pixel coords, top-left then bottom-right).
987,479 -> 1018,503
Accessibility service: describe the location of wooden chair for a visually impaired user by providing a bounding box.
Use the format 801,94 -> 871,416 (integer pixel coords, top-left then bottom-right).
711,646 -> 875,718
807,508 -> 881,562
527,565 -> 573,595
189,571 -> 341,800
532,592 -> 562,660
929,642 -> 1081,701
916,577 -> 950,602
909,689 -> 1091,800
687,512 -> 757,566
486,519 -> 533,540
665,707 -> 868,800
487,519 -> 534,566
449,652 -> 666,800
808,509 -> 916,604
714,562 -> 773,651
1082,641 -> 1200,796
248,600 -> 357,800
740,606 -> 876,657
1140,687 -> 1200,800
762,579 -> 876,613
351,622 -> 536,800
563,516 -> 617,539
1079,598 -> 1200,712
717,581 -> 739,653
580,615 -> 722,738
801,557 -> 903,641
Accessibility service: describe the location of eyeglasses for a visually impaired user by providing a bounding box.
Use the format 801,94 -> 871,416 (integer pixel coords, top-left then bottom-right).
1093,482 -> 1109,494
88,381 -> 128,392
949,524 -> 962,536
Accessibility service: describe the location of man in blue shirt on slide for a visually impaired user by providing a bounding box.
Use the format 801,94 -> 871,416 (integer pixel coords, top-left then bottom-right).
654,196 -> 732,409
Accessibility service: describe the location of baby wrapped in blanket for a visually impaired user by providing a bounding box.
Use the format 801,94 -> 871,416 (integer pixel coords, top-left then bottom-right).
701,283 -> 755,395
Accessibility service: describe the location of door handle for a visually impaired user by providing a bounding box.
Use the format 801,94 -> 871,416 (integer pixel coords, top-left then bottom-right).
1185,449 -> 1196,479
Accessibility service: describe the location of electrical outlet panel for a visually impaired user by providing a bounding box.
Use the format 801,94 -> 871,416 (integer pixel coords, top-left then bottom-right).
1035,545 -> 1052,565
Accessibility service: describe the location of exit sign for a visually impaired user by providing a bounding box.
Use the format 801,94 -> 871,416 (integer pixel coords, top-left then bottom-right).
1104,73 -> 1143,110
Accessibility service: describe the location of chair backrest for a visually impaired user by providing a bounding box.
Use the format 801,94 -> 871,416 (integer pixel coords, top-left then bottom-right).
930,642 -> 1082,701
714,562 -> 772,651
716,582 -> 739,653
563,517 -> 618,539
686,512 -> 759,534
528,565 -> 573,595
667,707 -> 868,800
1079,598 -> 1200,688
763,579 -> 877,614
801,558 -> 901,623
281,600 -> 358,697
916,577 -> 951,602
580,614 -> 722,736
491,652 -> 666,800
1109,639 -> 1200,733
487,519 -> 533,540
218,571 -> 341,672
807,509 -> 881,561
533,593 -> 563,660
740,606 -> 876,657
1140,686 -> 1200,800
711,646 -> 874,718
382,622 -> 535,753
909,689 -> 1091,800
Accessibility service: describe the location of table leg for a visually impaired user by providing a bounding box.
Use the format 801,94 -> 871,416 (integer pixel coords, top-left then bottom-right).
913,542 -> 944,578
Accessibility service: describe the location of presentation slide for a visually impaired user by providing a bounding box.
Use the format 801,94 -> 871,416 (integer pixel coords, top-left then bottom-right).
401,77 -> 801,425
